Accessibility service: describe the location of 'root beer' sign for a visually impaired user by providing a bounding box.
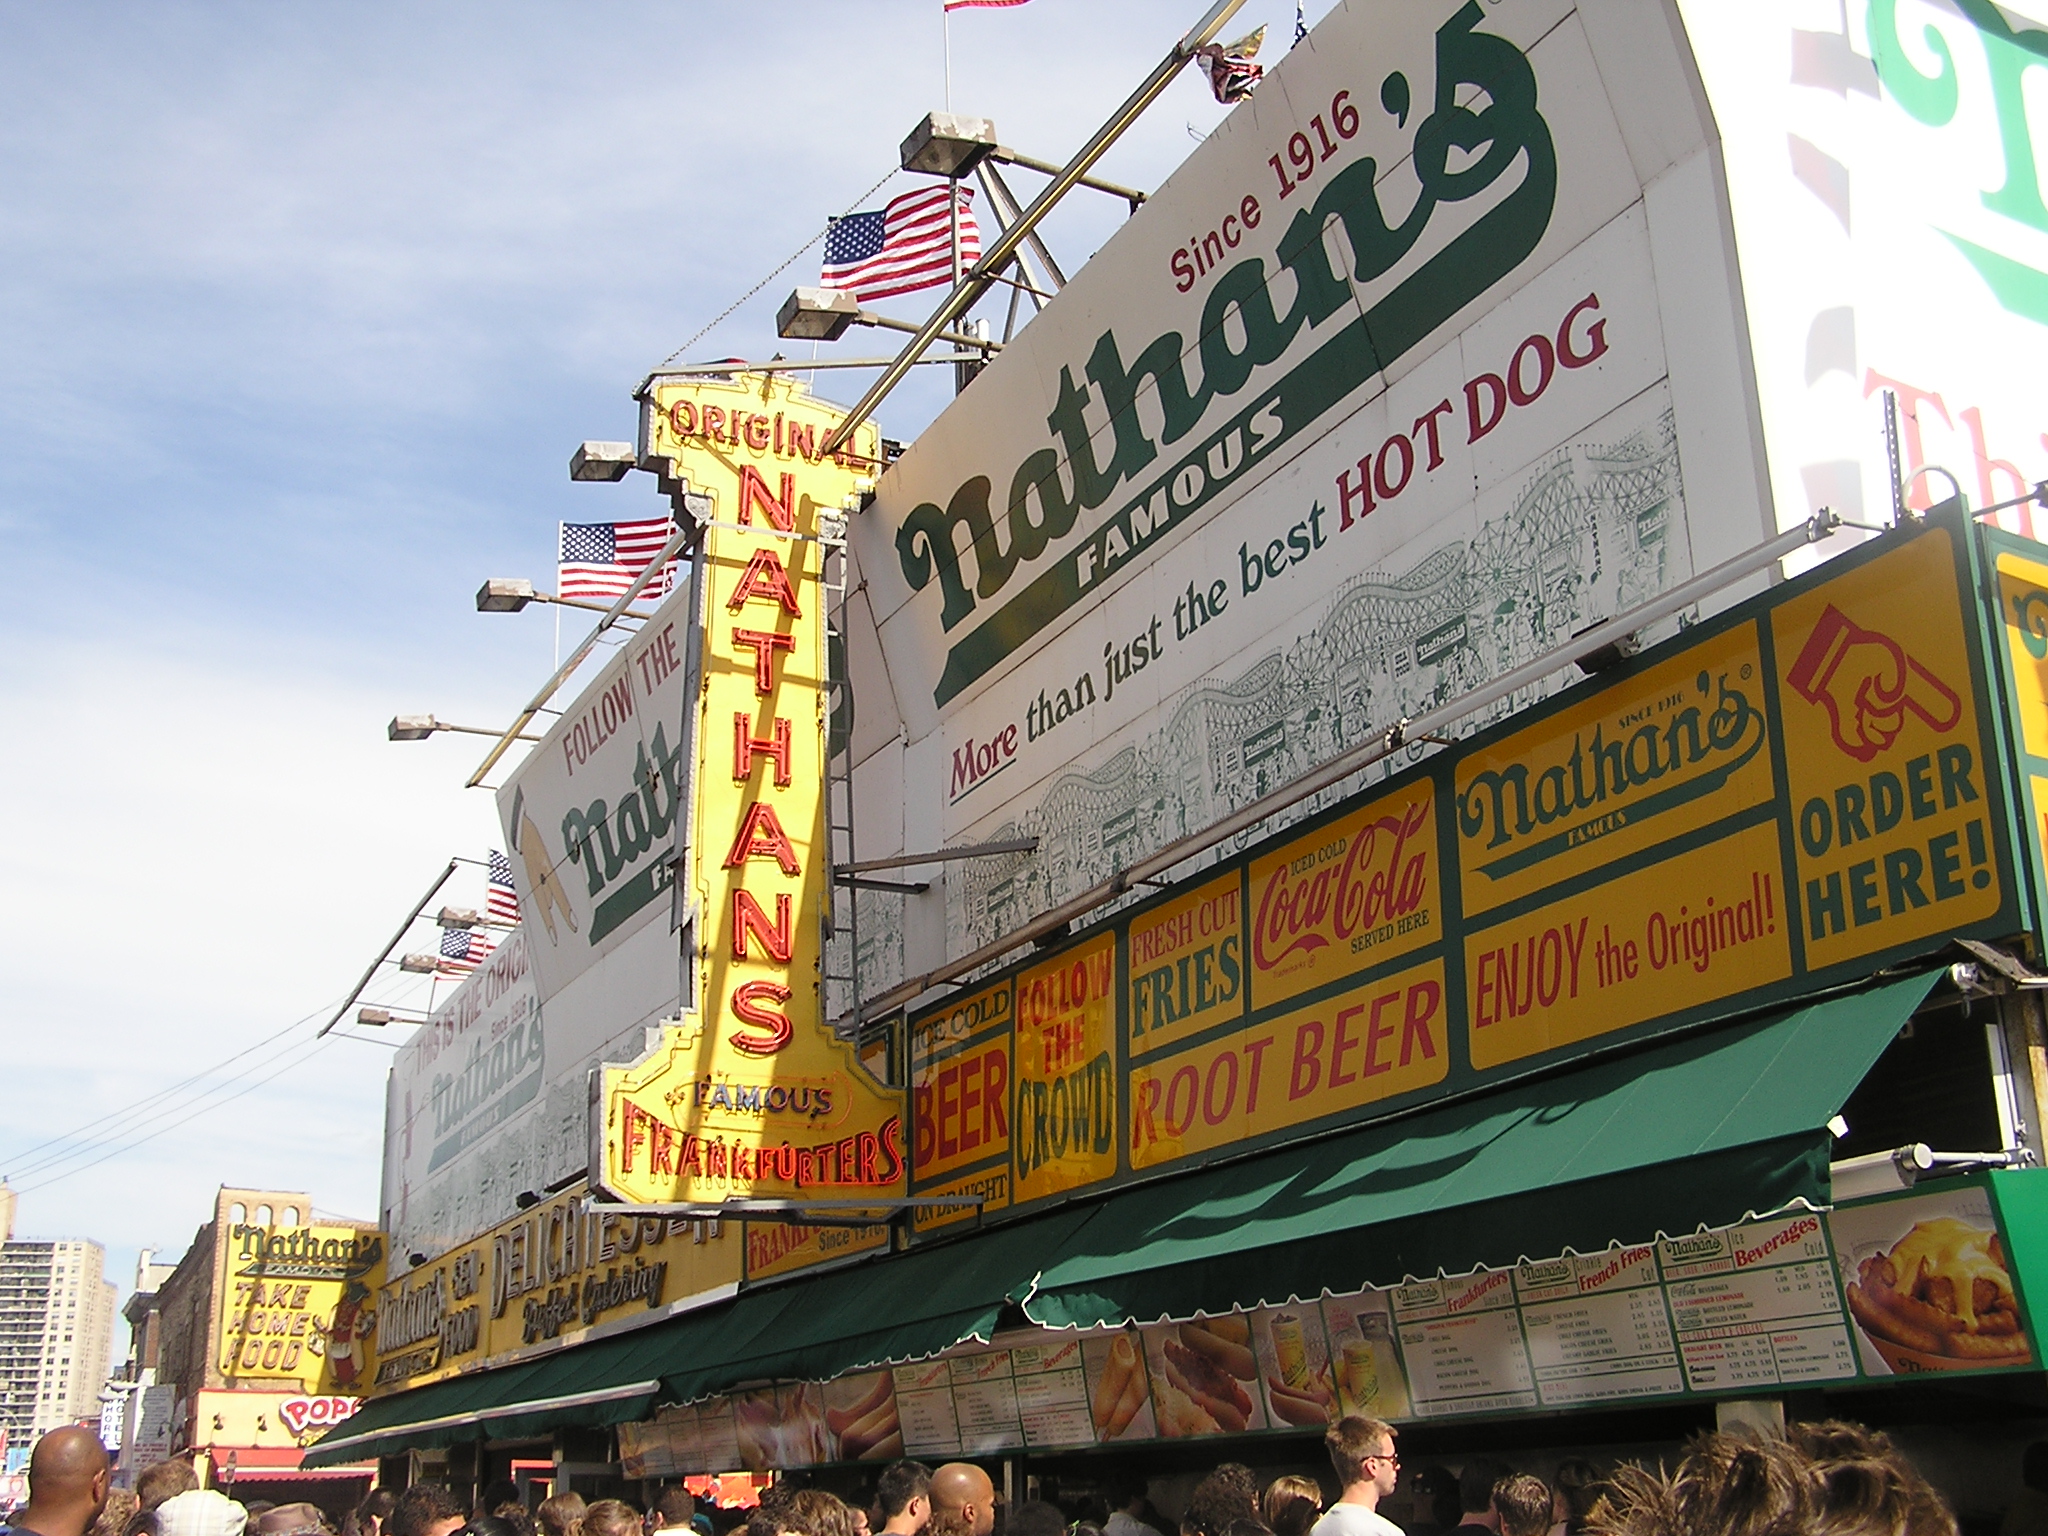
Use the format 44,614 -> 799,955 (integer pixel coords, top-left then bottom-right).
595,374 -> 903,1207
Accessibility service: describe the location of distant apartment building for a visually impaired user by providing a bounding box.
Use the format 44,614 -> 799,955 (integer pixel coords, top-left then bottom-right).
0,1182 -> 118,1446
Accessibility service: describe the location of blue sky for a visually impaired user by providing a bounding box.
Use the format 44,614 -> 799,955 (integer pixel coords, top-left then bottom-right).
0,0 -> 1323,1362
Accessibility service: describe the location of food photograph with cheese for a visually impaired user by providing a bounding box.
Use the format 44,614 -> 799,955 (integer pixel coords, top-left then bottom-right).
1828,1187 -> 2037,1376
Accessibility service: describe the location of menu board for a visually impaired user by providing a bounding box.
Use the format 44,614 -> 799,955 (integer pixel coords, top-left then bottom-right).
1659,1215 -> 1858,1390
619,1181 -> 2038,1472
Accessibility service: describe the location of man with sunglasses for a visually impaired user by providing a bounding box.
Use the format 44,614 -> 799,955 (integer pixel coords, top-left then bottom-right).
1311,1417 -> 1404,1536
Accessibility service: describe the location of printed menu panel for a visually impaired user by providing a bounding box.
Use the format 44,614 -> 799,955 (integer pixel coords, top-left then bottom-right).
1659,1213 -> 1858,1391
1514,1246 -> 1682,1406
1392,1271 -> 1539,1417
1010,1337 -> 1097,1446
949,1350 -> 1026,1452
893,1359 -> 964,1459
696,1397 -> 740,1472
1323,1292 -> 1412,1420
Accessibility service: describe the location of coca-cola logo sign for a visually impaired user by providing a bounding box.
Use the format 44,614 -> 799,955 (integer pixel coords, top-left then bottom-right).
279,1396 -> 358,1438
1250,788 -> 1436,1007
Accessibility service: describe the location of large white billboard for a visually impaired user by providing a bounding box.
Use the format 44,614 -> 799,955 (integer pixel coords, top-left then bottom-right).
845,0 -> 1771,967
1675,0 -> 2048,563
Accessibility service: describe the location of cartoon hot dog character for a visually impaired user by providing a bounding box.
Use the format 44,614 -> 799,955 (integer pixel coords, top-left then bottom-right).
1847,1217 -> 2031,1369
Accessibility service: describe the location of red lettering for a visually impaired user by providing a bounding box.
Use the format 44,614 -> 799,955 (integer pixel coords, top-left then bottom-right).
737,465 -> 797,529
1289,1020 -> 1324,1100
731,889 -> 792,962
731,627 -> 797,693
729,981 -> 793,1055
723,802 -> 801,874
733,713 -> 793,785
726,547 -> 803,615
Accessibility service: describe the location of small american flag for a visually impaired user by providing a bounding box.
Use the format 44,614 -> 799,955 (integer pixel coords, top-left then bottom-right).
821,185 -> 981,303
944,0 -> 1030,9
439,926 -> 494,975
558,518 -> 677,602
487,850 -> 520,926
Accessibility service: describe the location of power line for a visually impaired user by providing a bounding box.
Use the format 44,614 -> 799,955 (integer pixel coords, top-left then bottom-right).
13,1034 -> 341,1196
0,996 -> 342,1179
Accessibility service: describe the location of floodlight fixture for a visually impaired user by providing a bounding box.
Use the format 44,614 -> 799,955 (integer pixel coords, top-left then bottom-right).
436,906 -> 480,930
388,714 -> 545,743
356,1007 -> 394,1027
901,113 -> 998,178
777,287 -> 999,353
570,441 -> 636,482
777,288 -> 861,342
477,578 -> 537,613
396,954 -> 440,974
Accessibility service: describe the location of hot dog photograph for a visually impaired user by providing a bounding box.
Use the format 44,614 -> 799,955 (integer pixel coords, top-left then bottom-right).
1081,1330 -> 1157,1442
1249,1303 -> 1339,1428
1828,1189 -> 2035,1375
822,1368 -> 904,1461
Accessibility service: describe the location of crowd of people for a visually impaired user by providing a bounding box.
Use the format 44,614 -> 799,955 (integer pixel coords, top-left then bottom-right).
0,1412 -> 1965,1536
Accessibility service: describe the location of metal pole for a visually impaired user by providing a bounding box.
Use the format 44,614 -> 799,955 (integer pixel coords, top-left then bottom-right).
318,860 -> 458,1037
818,0 -> 1249,458
841,510 -> 1853,1027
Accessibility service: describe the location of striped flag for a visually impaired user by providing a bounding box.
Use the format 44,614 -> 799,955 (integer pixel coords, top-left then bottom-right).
438,927 -> 494,975
487,850 -> 520,926
821,186 -> 981,303
558,518 -> 677,602
944,0 -> 1030,8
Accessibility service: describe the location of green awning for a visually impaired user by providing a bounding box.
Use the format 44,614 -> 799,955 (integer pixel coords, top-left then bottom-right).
306,1205 -> 1098,1466
311,969 -> 1937,1464
1022,969 -> 1941,1329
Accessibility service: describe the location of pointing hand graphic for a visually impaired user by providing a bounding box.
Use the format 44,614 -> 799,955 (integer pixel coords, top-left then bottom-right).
1786,605 -> 1962,761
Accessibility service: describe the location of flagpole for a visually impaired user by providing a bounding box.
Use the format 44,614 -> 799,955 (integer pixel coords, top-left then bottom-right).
943,4 -> 952,110
553,522 -> 563,670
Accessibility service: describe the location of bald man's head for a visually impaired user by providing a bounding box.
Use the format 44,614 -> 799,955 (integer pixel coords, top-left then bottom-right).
929,1466 -> 995,1536
22,1426 -> 111,1536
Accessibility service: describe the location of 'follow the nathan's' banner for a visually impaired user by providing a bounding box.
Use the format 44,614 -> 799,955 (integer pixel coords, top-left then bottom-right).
908,512 -> 2027,1233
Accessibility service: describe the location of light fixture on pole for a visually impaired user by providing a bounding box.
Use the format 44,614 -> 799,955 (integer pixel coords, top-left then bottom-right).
435,906 -> 480,930
395,954 -> 440,974
569,442 -> 637,482
388,714 -> 545,744
475,578 -> 619,616
777,288 -> 999,352
354,1006 -> 427,1028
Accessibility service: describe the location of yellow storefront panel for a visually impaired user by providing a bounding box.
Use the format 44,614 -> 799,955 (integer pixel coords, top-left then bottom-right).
1466,819 -> 1792,1069
1013,934 -> 1118,1202
1126,872 -> 1245,1057
1772,528 -> 2003,970
1130,956 -> 1449,1169
1455,623 -> 1774,917
1248,780 -> 1440,1010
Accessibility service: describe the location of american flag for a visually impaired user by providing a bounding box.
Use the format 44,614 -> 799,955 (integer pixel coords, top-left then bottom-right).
944,0 -> 1030,9
821,186 -> 981,303
558,518 -> 678,602
439,926 -> 494,975
487,850 -> 520,926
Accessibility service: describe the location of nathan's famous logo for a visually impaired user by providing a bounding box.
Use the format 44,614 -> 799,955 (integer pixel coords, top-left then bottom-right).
511,716 -> 685,949
427,1015 -> 545,1171
1254,794 -> 1432,971
895,0 -> 1556,705
1459,667 -> 1765,880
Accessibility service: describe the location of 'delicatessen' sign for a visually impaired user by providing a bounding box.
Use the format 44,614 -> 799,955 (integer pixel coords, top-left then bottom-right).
909,511 -> 2031,1233
594,374 -> 905,1210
